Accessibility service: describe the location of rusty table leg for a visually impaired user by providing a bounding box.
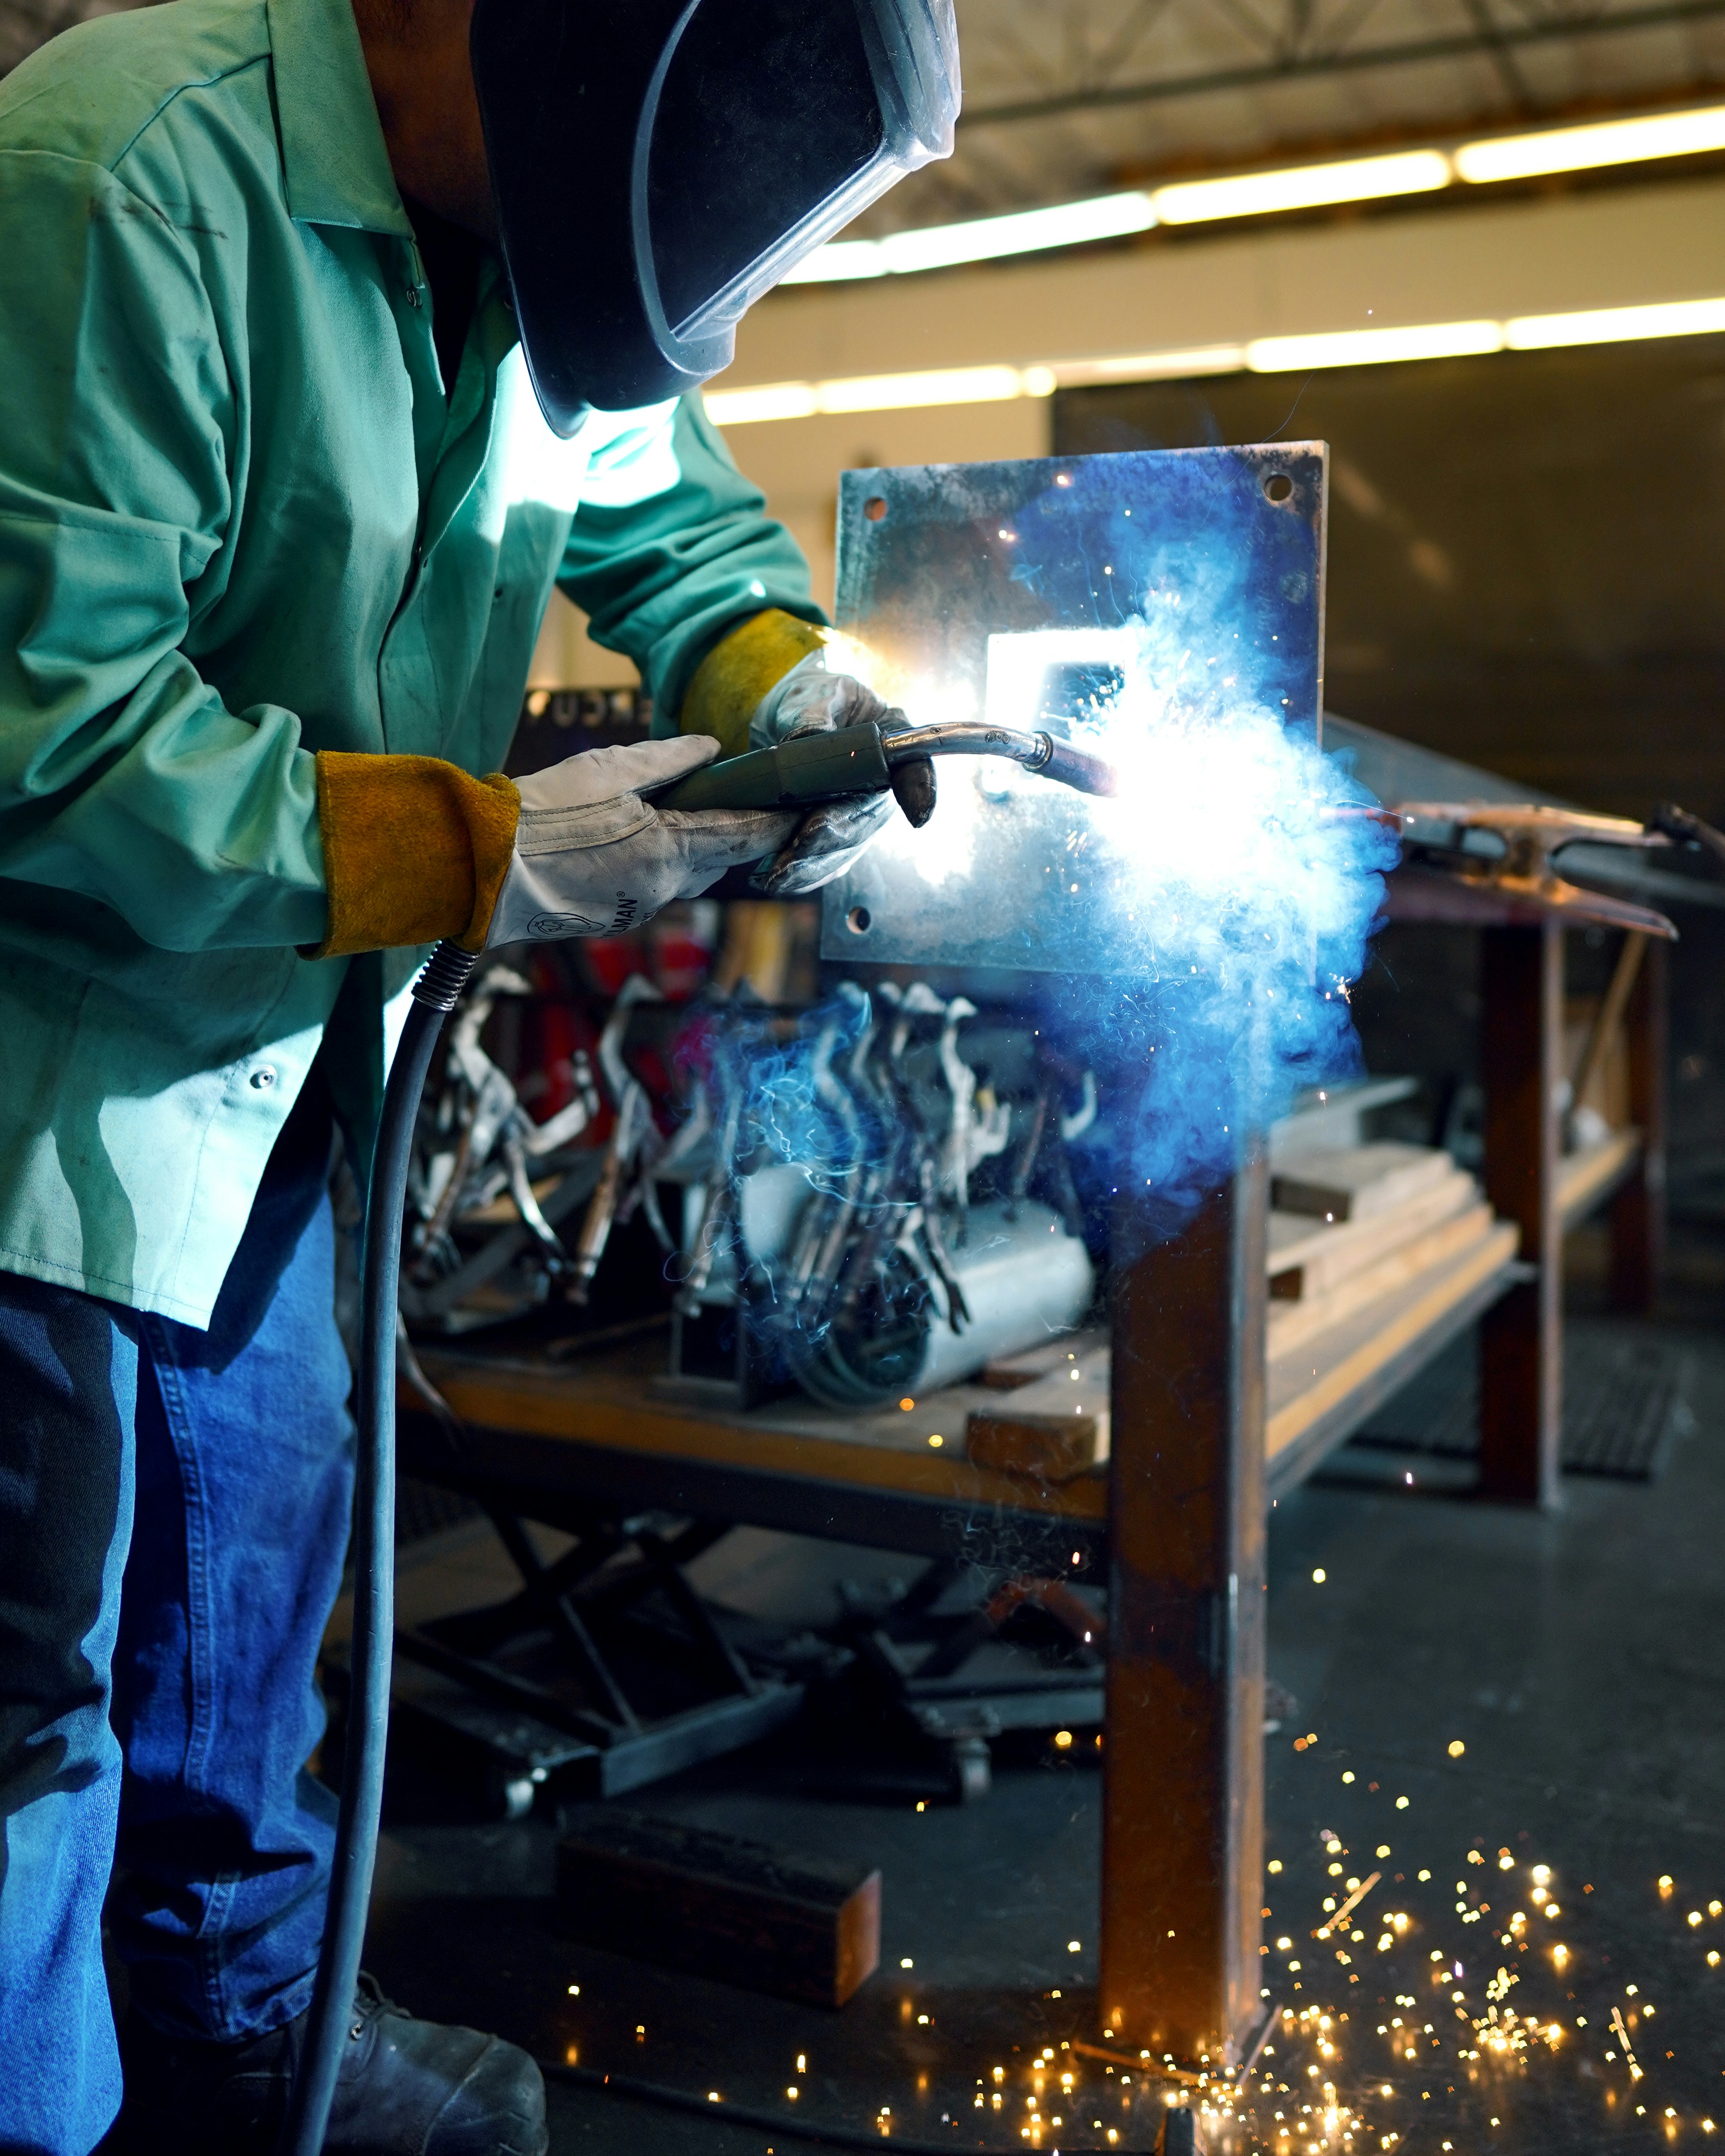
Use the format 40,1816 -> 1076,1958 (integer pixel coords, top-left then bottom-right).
1101,1152 -> 1268,2065
1479,922 -> 1564,1508
1611,934 -> 1668,1313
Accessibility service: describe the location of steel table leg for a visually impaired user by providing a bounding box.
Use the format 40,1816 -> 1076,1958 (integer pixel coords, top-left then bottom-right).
1611,934 -> 1668,1313
1100,1153 -> 1268,2064
1480,923 -> 1564,1507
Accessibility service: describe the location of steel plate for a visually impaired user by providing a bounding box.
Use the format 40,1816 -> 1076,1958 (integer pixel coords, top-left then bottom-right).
820,444 -> 1326,974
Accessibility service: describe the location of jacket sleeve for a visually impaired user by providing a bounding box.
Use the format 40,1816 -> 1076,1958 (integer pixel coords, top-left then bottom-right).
0,149 -> 338,952
555,392 -> 825,727
0,151 -> 512,956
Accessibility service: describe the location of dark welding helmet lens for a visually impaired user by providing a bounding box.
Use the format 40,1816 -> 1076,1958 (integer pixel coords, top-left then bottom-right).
647,0 -> 881,336
471,0 -> 960,433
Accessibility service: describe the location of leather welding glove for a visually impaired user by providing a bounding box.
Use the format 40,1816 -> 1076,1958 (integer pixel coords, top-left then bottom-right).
486,735 -> 796,944
743,651 -> 905,897
309,737 -> 792,958
679,609 -> 905,901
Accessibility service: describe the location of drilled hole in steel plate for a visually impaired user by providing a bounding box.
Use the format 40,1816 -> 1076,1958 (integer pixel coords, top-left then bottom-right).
846,906 -> 873,935
1263,472 -> 1294,504
863,497 -> 888,522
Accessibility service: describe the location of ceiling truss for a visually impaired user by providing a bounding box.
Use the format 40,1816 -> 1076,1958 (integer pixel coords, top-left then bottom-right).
961,0 -> 1725,129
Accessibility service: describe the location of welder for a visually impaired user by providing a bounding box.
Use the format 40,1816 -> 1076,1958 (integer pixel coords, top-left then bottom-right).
0,0 -> 958,2148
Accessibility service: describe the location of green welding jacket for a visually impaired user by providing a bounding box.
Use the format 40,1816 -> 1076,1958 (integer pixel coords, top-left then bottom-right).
0,0 -> 820,1327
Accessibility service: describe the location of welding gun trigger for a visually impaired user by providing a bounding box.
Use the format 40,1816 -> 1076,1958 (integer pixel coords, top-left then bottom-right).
889,754 -> 937,828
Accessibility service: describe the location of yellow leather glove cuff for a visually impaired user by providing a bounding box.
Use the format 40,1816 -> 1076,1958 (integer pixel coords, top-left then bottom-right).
312,753 -> 521,958
679,607 -> 826,759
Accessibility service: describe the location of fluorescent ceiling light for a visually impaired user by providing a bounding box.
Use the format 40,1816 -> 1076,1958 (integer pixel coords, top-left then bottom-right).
707,295 -> 1725,423
1153,149 -> 1451,225
817,365 -> 1030,412
705,365 -> 1054,425
1455,103 -> 1725,184
786,241 -> 891,284
881,193 -> 1156,271
1505,296 -> 1725,348
1052,345 -> 1248,384
700,381 -> 820,425
784,153 -> 1449,290
783,192 -> 1156,284
703,380 -> 831,424
1246,320 -> 1504,370
772,105 -> 1725,288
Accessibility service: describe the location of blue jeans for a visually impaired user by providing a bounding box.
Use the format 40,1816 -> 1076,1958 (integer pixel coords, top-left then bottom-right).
0,1080 -> 355,2156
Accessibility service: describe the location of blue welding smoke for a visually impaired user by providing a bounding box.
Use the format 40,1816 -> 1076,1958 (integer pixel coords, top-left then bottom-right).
1048,699 -> 1396,1232
1031,623 -> 1397,1227
725,982 -> 875,1201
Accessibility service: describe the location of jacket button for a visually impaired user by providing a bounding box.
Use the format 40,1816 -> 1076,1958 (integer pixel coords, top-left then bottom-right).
250,1066 -> 277,1090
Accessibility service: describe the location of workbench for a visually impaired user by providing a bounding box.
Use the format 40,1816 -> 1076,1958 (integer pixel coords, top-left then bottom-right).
399,1138 -> 1525,2067
407,1342 -> 1105,1566
1341,713 -> 1682,1505
406,1188 -> 1519,1550
394,708 -> 1710,2071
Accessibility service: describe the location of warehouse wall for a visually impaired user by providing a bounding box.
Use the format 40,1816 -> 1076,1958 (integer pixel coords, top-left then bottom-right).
1055,337 -> 1725,823
539,175 -> 1725,689
721,177 -> 1725,385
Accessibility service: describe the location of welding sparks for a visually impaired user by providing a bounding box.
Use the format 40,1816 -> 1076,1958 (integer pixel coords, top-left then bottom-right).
543,1352 -> 1700,2156
1317,1872 -> 1382,1939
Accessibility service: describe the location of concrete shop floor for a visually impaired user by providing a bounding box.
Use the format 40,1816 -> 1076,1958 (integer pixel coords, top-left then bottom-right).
355,1290 -> 1725,2156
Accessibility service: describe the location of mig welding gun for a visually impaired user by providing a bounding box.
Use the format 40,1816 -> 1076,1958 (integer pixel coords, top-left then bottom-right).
652,712 -> 1118,819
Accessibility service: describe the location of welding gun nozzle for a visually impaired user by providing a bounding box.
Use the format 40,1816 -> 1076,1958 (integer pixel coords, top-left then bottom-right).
881,722 -> 1118,799
1025,732 -> 1120,798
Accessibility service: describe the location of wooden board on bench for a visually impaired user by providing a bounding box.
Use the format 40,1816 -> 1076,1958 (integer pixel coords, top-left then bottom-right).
1271,1141 -> 1457,1224
962,1210 -> 1519,1491
1269,1165 -> 1478,1301
966,1341 -> 1111,1481
1556,1126 -> 1642,1229
406,1337 -> 1113,1560
1267,1200 -> 1498,1361
1266,1220 -> 1521,1490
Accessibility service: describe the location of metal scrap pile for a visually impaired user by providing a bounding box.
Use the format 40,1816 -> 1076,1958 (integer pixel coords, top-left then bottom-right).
401,959 -> 1099,1408
665,979 -> 1097,1408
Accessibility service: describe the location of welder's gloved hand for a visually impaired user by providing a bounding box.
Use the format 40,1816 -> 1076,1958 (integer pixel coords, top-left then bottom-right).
309,740 -> 791,959
487,736 -> 796,945
745,651 -> 906,898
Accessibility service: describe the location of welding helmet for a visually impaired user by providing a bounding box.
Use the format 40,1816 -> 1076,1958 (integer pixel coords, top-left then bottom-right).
470,0 -> 960,433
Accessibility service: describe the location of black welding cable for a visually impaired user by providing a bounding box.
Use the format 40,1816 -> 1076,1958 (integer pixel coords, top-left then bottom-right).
280,939 -> 476,2156
1649,801 -> 1725,868
539,2060 -> 1164,2156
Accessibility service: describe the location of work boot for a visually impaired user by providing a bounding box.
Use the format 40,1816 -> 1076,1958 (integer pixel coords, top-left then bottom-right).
118,1973 -> 548,2155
